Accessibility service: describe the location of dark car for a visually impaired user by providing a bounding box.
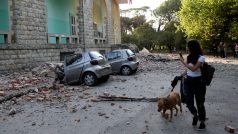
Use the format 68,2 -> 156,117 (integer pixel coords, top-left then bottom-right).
64,51 -> 111,86
105,49 -> 139,75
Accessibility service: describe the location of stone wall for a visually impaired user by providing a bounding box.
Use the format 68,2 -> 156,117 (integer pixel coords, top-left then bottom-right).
0,44 -> 83,73
13,0 -> 47,45
105,0 -> 115,44
0,0 -> 121,73
83,0 -> 95,47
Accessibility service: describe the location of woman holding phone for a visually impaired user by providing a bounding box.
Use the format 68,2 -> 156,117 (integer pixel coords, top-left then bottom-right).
179,40 -> 206,130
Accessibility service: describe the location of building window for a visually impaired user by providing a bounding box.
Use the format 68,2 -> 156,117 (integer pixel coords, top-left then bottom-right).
0,0 -> 10,44
45,0 -> 79,44
70,15 -> 77,35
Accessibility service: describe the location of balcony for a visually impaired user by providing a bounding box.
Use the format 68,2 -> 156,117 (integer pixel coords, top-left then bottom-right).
0,31 -> 11,44
93,23 -> 106,45
48,34 -> 80,45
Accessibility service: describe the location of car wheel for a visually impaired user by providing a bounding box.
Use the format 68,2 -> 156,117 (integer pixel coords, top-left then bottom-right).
120,66 -> 132,75
83,72 -> 98,86
101,75 -> 110,82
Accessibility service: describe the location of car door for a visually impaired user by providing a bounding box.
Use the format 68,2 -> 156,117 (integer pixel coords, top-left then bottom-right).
106,51 -> 122,73
64,54 -> 84,84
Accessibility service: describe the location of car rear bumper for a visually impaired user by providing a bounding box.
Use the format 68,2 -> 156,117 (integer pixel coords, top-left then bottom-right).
94,65 -> 112,78
129,61 -> 139,70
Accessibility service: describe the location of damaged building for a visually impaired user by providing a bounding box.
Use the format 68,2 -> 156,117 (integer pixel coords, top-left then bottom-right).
0,0 -> 128,72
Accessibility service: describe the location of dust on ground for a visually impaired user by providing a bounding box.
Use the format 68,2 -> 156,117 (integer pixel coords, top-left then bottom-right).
0,53 -> 237,134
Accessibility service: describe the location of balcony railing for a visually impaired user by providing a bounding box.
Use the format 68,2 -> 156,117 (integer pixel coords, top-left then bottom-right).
48,34 -> 80,45
93,23 -> 106,45
0,31 -> 11,44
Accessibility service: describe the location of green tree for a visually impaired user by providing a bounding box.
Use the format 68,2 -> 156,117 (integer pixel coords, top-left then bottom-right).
121,17 -> 133,34
131,15 -> 146,29
157,31 -> 174,52
121,32 -> 137,44
133,23 -> 158,50
178,0 -> 238,45
164,21 -> 186,50
121,6 -> 150,16
153,0 -> 181,26
121,15 -> 146,45
152,0 -> 185,51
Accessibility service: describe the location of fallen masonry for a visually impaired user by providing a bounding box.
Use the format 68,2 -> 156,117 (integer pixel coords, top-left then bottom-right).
97,95 -> 158,102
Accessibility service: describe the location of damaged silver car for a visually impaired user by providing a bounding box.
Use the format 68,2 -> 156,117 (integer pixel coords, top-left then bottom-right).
64,51 -> 111,86
106,49 -> 139,75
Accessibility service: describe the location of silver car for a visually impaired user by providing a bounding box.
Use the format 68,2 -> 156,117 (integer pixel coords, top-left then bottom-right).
64,51 -> 111,86
106,49 -> 139,75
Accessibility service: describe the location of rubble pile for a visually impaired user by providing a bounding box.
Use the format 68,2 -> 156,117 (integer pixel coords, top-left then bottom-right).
0,53 -> 183,105
0,63 -> 65,103
1,53 -> 236,107
0,63 -> 55,91
137,53 -> 182,73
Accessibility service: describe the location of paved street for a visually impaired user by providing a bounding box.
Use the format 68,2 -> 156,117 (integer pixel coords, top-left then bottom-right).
0,55 -> 237,134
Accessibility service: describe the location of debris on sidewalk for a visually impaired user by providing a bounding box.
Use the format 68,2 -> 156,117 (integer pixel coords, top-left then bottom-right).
225,125 -> 235,133
71,106 -> 78,113
0,91 -> 5,96
98,112 -> 106,116
97,95 -> 158,102
8,108 -> 17,115
139,47 -> 150,55
137,53 -> 181,73
0,53 -> 181,105
0,88 -> 37,104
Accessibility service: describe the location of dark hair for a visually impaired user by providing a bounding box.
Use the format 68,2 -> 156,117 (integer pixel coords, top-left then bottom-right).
187,40 -> 203,64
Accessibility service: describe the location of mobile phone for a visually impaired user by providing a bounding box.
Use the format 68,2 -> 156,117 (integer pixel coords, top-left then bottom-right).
179,53 -> 183,57
179,53 -> 184,60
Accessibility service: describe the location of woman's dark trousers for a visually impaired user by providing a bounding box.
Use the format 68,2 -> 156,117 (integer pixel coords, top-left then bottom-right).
183,77 -> 206,121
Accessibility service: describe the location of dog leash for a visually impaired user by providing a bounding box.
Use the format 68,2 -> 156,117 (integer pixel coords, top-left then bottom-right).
165,86 -> 174,98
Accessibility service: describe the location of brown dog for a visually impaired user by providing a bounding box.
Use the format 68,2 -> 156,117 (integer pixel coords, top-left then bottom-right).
157,91 -> 182,121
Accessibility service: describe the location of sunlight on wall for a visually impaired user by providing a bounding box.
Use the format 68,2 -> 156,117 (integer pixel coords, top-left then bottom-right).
112,0 -> 120,44
93,0 -> 107,34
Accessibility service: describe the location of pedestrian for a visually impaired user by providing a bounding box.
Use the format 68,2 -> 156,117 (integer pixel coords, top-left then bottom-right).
230,43 -> 236,58
212,43 -> 218,57
235,43 -> 238,58
219,42 -> 224,58
179,39 -> 206,130
223,42 -> 228,58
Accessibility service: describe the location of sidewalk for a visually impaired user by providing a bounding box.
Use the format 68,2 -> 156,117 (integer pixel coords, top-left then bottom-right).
104,77 -> 238,134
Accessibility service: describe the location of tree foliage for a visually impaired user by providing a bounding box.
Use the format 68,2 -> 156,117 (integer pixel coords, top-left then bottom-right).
153,0 -> 181,26
178,0 -> 238,44
131,15 -> 146,29
121,6 -> 150,16
120,1 -> 185,51
121,17 -> 133,34
133,23 -> 158,50
152,0 -> 185,51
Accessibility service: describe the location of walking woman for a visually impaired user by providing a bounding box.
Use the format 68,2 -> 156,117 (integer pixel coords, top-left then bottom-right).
179,40 -> 206,130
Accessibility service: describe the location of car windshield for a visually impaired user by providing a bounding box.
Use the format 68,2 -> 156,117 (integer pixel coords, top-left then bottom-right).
126,49 -> 134,56
65,54 -> 82,66
89,51 -> 103,59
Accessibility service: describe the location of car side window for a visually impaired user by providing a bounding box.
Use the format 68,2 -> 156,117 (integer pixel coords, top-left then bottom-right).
117,52 -> 122,58
107,52 -> 121,61
66,54 -> 82,66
